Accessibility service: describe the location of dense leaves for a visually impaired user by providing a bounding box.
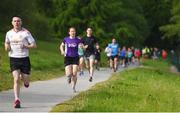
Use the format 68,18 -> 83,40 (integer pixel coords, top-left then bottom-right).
0,0 -> 178,49
160,0 -> 180,50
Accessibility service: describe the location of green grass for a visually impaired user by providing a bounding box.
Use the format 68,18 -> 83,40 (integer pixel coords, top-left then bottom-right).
142,58 -> 170,71
0,35 -> 65,91
51,60 -> 180,112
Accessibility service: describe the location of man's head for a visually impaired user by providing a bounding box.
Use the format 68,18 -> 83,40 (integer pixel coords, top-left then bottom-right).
86,27 -> 92,36
12,17 -> 22,29
112,38 -> 116,43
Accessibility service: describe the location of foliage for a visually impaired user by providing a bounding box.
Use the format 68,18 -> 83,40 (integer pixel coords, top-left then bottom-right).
0,0 -> 52,39
35,0 -> 149,47
139,0 -> 172,48
159,0 -> 180,50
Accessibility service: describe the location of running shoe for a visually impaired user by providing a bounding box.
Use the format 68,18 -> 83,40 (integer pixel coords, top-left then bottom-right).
79,70 -> 84,76
113,68 -> 117,72
24,82 -> 29,88
73,87 -> 76,93
67,75 -> 71,84
14,99 -> 21,108
89,77 -> 93,82
79,71 -> 82,76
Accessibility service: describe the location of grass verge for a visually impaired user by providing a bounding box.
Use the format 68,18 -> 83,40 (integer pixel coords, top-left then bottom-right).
51,59 -> 180,112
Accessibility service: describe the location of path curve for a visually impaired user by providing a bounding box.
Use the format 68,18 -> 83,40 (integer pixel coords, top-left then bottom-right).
0,65 -> 137,112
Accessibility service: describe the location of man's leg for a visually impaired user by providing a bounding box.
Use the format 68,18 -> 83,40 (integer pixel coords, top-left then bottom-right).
114,57 -> 118,72
110,57 -> 113,69
12,70 -> 21,100
84,57 -> 90,73
89,55 -> 95,82
12,70 -> 21,108
21,73 -> 29,88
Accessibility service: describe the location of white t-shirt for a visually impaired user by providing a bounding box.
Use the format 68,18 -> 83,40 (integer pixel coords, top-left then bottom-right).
105,46 -> 111,57
5,28 -> 35,58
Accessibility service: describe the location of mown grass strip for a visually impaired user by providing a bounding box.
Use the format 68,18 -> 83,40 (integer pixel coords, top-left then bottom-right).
51,60 -> 180,112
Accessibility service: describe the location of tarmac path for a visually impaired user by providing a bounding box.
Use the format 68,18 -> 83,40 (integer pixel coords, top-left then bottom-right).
0,65 -> 136,112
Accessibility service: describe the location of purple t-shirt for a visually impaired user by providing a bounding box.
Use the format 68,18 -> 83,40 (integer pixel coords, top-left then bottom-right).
63,37 -> 82,57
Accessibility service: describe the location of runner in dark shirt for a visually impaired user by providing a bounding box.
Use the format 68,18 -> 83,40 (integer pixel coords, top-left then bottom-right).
83,27 -> 98,82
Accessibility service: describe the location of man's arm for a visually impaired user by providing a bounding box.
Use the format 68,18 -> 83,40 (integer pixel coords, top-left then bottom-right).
4,42 -> 11,51
24,42 -> 37,49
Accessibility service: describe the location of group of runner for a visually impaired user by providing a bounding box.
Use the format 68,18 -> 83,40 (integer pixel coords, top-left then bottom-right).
4,16 -> 100,108
104,39 -> 141,72
60,27 -> 99,93
4,16 -> 141,109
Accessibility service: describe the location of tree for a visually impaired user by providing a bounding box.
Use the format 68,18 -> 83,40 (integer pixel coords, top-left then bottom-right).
139,0 -> 172,48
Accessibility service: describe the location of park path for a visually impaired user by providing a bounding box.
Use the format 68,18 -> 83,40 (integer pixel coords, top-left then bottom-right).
0,65 -> 136,112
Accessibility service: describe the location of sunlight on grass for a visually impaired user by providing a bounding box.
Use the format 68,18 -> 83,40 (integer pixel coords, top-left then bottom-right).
51,60 -> 180,112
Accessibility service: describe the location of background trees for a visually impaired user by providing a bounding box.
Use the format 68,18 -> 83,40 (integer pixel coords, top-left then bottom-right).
160,0 -> 180,50
0,0 -> 178,49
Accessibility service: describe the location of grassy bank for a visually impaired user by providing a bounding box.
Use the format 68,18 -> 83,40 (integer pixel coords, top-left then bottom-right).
0,35 -> 65,91
51,59 -> 180,112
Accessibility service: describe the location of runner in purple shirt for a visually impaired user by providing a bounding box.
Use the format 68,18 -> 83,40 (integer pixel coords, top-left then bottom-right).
60,27 -> 83,93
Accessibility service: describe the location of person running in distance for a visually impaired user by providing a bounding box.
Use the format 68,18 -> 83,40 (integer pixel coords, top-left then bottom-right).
108,38 -> 119,72
78,36 -> 85,76
83,27 -> 98,82
60,27 -> 83,92
4,16 -> 37,108
105,44 -> 111,68
94,43 -> 101,71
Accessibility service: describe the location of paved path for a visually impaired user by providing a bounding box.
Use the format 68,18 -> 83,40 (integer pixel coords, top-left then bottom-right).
0,65 -> 137,112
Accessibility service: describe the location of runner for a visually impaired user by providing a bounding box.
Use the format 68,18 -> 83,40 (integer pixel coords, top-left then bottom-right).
78,36 -> 85,76
4,16 -> 37,108
60,27 -> 83,92
134,48 -> 141,65
104,44 -> 111,68
83,27 -> 98,82
108,38 -> 119,72
94,43 -> 101,71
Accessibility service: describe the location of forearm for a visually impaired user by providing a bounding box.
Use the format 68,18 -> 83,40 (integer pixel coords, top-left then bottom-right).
4,43 -> 11,51
25,43 -> 37,49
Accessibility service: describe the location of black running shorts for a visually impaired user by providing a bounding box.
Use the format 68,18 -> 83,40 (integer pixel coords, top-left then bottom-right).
64,57 -> 79,66
10,57 -> 31,74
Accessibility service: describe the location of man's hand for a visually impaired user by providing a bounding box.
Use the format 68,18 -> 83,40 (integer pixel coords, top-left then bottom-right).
5,43 -> 11,51
84,45 -> 88,49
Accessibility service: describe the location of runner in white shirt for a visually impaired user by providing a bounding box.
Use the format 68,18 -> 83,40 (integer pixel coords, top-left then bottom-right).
4,16 -> 37,108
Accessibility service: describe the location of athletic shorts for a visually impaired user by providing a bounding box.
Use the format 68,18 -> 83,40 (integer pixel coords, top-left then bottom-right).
64,57 -> 79,66
79,55 -> 84,58
120,56 -> 126,60
110,55 -> 118,60
95,56 -> 101,61
84,54 -> 95,60
10,57 -> 31,75
107,56 -> 110,60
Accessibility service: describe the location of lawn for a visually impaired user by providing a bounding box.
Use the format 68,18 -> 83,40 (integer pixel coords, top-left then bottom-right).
51,59 -> 180,112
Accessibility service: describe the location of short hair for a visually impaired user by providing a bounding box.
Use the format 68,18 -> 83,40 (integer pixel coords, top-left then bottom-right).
87,27 -> 92,31
69,27 -> 76,32
12,16 -> 22,21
